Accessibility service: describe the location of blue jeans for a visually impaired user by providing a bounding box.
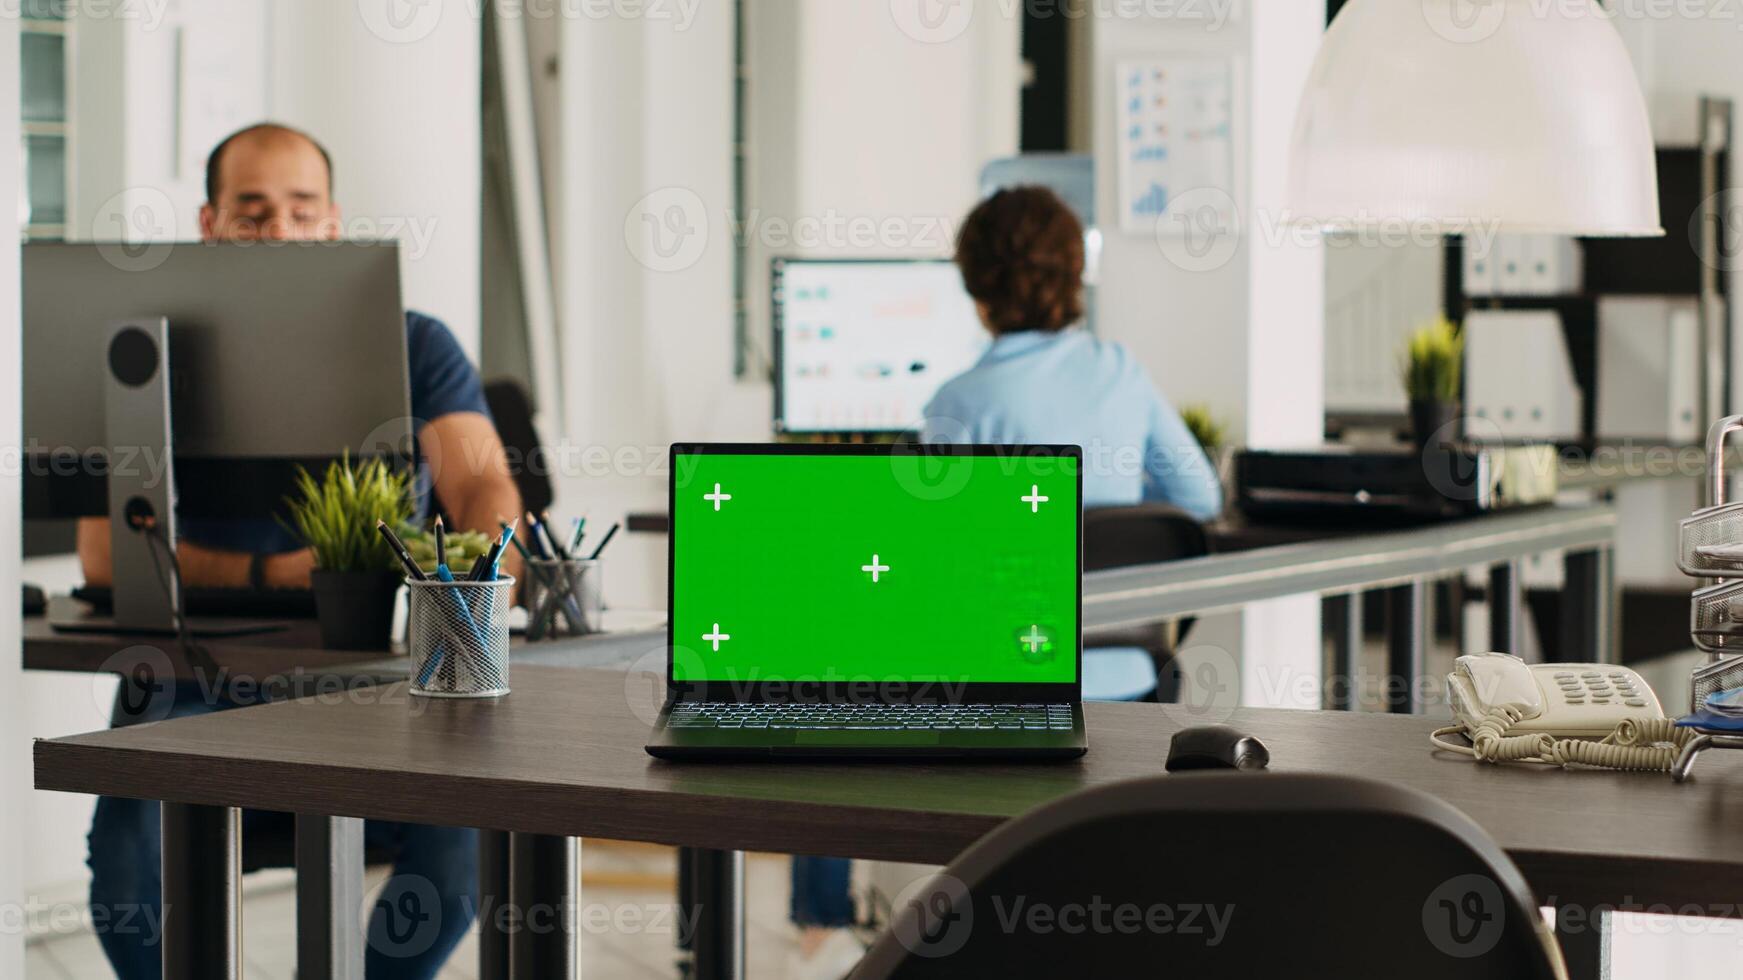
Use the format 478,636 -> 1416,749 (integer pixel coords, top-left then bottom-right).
86,682 -> 478,980
790,856 -> 854,928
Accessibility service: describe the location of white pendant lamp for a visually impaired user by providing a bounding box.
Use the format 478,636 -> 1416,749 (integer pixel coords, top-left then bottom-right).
1289,0 -> 1663,237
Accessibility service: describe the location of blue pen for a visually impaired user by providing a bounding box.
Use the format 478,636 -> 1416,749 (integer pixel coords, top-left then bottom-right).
525,511 -> 552,560
490,523 -> 516,581
415,565 -> 459,686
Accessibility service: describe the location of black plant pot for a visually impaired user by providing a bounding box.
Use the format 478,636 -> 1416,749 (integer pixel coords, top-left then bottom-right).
310,569 -> 402,651
1409,399 -> 1461,450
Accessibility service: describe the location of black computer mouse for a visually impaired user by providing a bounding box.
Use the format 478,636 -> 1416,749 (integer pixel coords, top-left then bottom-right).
1166,724 -> 1270,772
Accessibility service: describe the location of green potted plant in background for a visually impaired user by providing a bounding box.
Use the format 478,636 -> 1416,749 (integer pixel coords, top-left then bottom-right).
1401,316 -> 1465,449
1181,403 -> 1228,460
1181,402 -> 1234,508
284,453 -> 415,650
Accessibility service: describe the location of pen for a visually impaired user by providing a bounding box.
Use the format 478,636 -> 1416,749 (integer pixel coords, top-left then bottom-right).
568,517 -> 586,555
489,520 -> 517,581
587,522 -> 620,561
471,519 -> 515,582
525,511 -> 553,560
377,521 -> 428,582
541,510 -> 570,560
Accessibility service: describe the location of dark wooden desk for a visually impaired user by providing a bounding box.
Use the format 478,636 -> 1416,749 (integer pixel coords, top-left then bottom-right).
36,665 -> 1743,980
23,605 -> 664,688
22,610 -> 400,686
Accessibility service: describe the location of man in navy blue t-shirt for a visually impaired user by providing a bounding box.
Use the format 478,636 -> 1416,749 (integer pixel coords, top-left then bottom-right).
82,123 -> 520,980
77,125 -> 521,588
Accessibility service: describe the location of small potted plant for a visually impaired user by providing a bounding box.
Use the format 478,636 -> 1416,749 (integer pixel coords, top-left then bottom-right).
1181,403 -> 1228,459
1180,402 -> 1234,506
1401,316 -> 1465,449
284,453 -> 415,650
400,525 -> 494,578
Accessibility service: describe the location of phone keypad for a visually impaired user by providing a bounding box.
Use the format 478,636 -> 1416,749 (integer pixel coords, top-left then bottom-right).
1552,670 -> 1647,708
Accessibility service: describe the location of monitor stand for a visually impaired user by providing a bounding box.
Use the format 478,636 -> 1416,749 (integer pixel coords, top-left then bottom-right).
55,319 -> 288,641
103,318 -> 188,634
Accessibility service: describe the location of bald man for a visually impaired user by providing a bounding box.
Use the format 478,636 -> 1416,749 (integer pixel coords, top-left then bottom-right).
77,122 -> 521,589
84,123 -> 512,980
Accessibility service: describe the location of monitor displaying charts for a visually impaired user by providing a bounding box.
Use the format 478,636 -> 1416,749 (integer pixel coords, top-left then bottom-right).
773,258 -> 989,434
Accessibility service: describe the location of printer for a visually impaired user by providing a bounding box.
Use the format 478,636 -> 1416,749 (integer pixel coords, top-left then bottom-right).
1234,443 -> 1559,523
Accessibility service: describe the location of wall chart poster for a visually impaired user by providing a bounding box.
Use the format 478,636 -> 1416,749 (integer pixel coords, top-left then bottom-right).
1116,58 -> 1235,236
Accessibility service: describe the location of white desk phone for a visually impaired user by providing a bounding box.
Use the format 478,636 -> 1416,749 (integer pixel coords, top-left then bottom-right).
1432,652 -> 1697,771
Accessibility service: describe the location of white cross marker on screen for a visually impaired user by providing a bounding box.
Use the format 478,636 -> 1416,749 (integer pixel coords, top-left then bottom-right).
704,484 -> 732,511
1022,485 -> 1050,513
861,555 -> 890,583
703,623 -> 731,651
1022,626 -> 1048,654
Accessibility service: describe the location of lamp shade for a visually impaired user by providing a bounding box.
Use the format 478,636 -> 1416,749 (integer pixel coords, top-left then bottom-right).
1289,0 -> 1662,237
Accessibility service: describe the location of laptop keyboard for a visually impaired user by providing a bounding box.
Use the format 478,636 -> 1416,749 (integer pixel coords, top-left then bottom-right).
667,702 -> 1076,731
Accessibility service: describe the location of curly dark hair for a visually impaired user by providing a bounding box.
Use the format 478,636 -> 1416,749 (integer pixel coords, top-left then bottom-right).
954,186 -> 1086,335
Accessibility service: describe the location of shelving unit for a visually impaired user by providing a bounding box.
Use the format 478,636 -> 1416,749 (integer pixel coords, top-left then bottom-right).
1444,96 -> 1734,447
19,7 -> 72,241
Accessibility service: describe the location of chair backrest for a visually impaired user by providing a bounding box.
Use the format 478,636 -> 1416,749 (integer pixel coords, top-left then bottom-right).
483,378 -> 554,516
852,773 -> 1565,980
1084,503 -> 1210,571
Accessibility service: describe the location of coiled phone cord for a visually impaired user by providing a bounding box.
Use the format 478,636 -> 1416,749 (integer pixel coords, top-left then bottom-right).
1431,708 -> 1697,771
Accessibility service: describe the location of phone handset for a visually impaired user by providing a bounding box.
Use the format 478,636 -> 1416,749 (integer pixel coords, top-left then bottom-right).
1433,653 -> 1695,771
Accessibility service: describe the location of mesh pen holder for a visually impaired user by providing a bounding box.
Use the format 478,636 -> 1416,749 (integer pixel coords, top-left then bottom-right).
407,577 -> 514,698
524,559 -> 603,640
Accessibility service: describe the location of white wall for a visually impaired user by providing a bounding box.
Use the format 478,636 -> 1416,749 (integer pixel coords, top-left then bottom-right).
69,1 -> 481,355
1090,11 -> 1249,435
1324,241 -> 1444,413
554,2 -> 1022,609
71,1 -> 272,241
1089,0 -> 1326,706
742,0 -> 1020,379
3,13 -> 25,972
270,0 -> 483,356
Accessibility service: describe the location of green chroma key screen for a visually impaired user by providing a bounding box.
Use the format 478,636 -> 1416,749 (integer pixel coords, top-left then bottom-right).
671,448 -> 1081,685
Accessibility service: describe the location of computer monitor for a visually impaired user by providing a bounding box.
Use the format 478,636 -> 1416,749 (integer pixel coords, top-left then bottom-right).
23,241 -> 411,630
772,258 -> 989,435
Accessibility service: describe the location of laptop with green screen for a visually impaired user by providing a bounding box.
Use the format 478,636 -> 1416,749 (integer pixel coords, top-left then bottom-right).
646,443 -> 1087,760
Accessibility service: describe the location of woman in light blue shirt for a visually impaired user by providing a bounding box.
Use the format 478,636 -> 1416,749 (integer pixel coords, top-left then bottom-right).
922,186 -> 1222,519
786,188 -> 1224,974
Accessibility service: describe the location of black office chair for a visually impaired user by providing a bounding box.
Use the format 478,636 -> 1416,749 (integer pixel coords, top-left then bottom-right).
483,378 -> 554,516
851,773 -> 1565,979
1082,504 -> 1211,702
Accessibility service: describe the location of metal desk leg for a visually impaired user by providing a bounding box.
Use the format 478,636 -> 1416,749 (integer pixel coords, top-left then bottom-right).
1562,547 -> 1615,664
509,833 -> 577,979
1325,592 -> 1361,711
479,830 -> 513,980
1489,559 -> 1522,656
1555,904 -> 1608,980
161,802 -> 240,980
1387,580 -> 1428,714
690,848 -> 745,980
296,814 -> 365,980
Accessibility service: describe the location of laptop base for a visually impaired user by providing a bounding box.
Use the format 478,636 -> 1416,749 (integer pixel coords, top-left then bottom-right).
645,705 -> 1089,761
